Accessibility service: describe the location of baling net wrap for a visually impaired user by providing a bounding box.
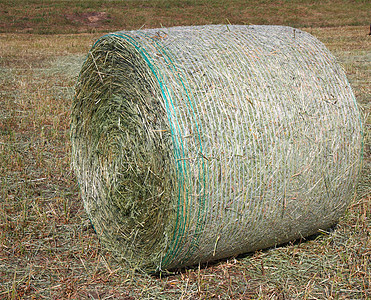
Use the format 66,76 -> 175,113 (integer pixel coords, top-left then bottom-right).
71,25 -> 363,272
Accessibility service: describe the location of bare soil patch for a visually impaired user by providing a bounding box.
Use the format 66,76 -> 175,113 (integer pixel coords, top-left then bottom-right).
64,12 -> 110,30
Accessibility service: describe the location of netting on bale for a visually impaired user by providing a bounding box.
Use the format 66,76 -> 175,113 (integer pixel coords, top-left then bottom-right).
70,25 -> 363,273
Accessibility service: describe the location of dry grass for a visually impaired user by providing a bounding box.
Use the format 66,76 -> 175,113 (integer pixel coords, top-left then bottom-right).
0,25 -> 370,300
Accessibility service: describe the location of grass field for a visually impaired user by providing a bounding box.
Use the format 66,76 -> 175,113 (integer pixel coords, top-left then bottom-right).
0,0 -> 370,299
1,0 -> 370,34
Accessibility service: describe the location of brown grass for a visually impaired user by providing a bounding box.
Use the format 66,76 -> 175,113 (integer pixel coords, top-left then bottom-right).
0,8 -> 370,300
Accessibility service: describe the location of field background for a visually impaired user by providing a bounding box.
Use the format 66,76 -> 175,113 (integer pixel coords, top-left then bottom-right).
0,0 -> 370,299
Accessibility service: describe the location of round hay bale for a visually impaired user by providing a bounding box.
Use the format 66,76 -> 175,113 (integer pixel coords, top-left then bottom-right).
70,25 -> 363,273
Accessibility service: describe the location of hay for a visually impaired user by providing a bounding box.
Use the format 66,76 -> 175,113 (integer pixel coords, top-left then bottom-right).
70,25 -> 363,273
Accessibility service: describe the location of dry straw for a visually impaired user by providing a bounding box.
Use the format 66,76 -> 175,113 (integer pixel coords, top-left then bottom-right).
70,25 -> 363,273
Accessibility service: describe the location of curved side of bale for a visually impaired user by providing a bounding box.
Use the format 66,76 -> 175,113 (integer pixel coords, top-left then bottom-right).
70,25 -> 363,272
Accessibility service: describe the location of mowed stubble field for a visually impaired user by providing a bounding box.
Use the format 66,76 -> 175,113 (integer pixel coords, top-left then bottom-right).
0,0 -> 370,299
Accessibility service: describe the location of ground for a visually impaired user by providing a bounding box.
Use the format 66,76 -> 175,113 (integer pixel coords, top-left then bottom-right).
0,1 -> 370,299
